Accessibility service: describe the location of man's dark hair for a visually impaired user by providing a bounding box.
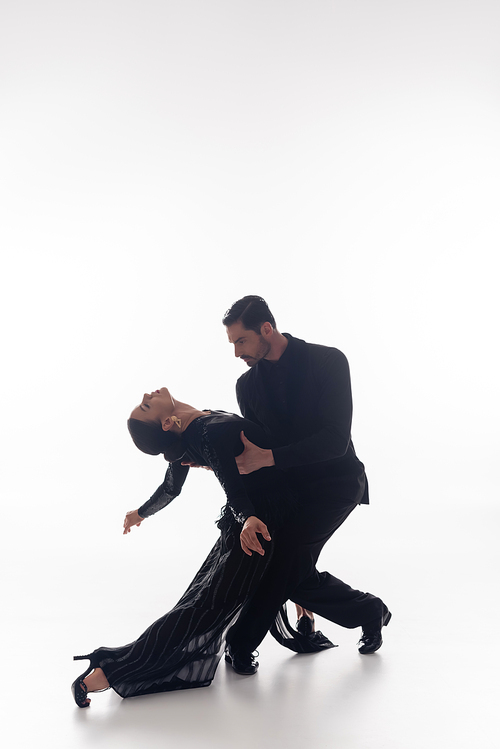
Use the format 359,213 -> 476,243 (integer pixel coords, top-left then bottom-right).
222,295 -> 276,333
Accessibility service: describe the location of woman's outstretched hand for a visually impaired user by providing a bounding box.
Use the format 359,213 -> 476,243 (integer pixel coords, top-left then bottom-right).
240,516 -> 271,556
123,510 -> 144,535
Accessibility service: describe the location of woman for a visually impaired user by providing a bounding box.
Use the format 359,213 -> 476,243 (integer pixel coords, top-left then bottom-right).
71,387 -> 331,707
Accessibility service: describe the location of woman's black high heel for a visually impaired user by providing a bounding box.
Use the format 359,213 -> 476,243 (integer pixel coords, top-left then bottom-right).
71,652 -> 109,708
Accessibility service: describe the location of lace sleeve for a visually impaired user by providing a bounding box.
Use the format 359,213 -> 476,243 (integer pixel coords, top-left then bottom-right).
138,462 -> 190,519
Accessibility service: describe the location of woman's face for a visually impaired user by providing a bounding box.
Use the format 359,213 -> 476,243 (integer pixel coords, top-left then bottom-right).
130,387 -> 173,423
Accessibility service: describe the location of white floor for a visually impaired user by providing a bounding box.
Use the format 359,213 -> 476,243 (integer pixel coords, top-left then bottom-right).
3,500 -> 499,749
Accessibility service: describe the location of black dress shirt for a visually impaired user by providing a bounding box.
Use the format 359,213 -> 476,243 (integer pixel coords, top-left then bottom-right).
236,333 -> 368,503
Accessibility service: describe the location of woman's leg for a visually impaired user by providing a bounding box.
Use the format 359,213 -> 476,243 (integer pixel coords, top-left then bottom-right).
74,531 -> 274,700
295,604 -> 315,631
84,668 -> 109,693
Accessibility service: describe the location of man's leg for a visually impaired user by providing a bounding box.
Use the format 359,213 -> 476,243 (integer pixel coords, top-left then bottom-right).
288,498 -> 385,628
226,493 -> 386,658
291,571 -> 384,628
225,526 -> 298,657
226,500 -> 361,655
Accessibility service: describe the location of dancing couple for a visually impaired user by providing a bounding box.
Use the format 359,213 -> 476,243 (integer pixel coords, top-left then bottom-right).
72,296 -> 391,707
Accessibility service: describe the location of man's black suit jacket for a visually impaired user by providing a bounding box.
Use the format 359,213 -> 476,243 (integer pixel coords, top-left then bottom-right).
236,333 -> 368,504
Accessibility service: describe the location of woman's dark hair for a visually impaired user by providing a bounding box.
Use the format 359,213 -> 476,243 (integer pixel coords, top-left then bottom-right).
222,295 -> 276,333
127,418 -> 186,462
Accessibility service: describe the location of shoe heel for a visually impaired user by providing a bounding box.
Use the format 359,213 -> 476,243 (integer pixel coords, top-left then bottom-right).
72,653 -> 97,683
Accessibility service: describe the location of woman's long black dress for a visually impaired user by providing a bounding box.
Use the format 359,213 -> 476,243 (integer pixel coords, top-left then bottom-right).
87,412 -> 333,699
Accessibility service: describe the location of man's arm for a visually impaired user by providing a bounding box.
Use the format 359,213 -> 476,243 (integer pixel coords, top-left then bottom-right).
273,349 -> 353,468
237,348 -> 354,473
235,431 -> 275,474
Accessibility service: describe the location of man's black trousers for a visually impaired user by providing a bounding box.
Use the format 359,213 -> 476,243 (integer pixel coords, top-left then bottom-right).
226,473 -> 386,654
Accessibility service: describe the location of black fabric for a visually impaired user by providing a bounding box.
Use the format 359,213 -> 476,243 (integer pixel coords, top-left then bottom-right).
89,412 -> 334,699
227,491 -> 383,655
236,333 -> 369,498
95,527 -> 272,698
139,411 -> 299,527
227,334 -> 386,654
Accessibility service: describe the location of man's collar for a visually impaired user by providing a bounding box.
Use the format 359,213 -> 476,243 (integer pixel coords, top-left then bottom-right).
262,332 -> 294,367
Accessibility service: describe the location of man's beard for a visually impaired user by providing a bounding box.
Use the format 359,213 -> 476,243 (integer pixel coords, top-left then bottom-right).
244,336 -> 271,366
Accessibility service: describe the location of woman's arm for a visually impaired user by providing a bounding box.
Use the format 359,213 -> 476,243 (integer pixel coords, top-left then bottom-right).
204,423 -> 259,523
240,515 -> 271,556
209,429 -> 272,556
123,509 -> 144,534
122,462 -> 190,533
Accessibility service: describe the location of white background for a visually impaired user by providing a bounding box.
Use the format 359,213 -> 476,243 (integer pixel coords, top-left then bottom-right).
1,1 -> 499,747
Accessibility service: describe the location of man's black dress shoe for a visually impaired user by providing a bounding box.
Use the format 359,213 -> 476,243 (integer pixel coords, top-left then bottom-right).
224,647 -> 259,675
358,609 -> 392,654
296,615 -> 315,637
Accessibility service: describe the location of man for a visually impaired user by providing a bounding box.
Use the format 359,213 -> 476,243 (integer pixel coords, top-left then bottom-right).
223,295 -> 391,674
